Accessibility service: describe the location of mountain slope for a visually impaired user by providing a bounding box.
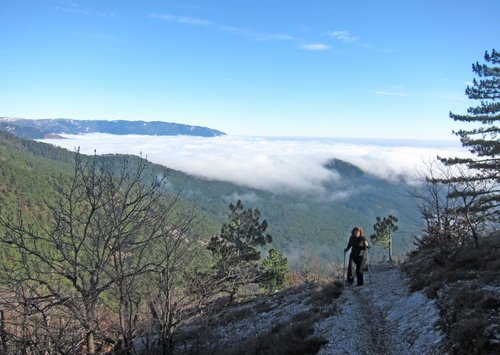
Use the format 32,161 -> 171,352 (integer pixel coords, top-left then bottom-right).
158,263 -> 444,354
160,155 -> 419,263
0,117 -> 226,138
0,131 -> 419,267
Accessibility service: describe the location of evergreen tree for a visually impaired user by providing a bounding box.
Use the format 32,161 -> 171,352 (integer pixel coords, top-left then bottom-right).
370,215 -> 399,262
208,200 -> 272,301
260,248 -> 288,291
439,49 -> 499,227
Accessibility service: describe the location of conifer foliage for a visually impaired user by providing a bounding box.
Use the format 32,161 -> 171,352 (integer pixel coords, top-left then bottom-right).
260,248 -> 289,291
208,200 -> 272,301
440,49 -> 499,224
370,215 -> 399,262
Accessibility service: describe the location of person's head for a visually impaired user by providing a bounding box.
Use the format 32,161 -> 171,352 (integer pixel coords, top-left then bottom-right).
351,227 -> 364,237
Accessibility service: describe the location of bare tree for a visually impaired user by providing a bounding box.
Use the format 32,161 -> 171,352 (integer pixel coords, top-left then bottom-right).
133,203 -> 201,355
411,160 -> 491,259
0,152 -> 198,354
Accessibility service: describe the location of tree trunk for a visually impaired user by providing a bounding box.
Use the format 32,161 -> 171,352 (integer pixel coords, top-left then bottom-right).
389,234 -> 393,262
0,310 -> 7,354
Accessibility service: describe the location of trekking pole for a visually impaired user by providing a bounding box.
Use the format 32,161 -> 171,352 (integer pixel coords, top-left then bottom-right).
367,249 -> 371,284
342,251 -> 346,287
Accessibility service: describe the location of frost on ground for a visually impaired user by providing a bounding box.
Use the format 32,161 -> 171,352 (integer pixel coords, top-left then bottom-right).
315,263 -> 444,355
160,263 -> 445,354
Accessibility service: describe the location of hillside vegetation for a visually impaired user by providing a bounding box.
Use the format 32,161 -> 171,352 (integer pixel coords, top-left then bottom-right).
0,117 -> 225,139
402,232 -> 500,354
0,131 -> 423,353
0,131 -> 420,267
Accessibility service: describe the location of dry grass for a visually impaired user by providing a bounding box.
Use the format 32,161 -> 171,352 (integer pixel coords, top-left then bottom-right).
176,279 -> 342,354
309,279 -> 343,307
217,310 -> 328,355
402,234 -> 500,355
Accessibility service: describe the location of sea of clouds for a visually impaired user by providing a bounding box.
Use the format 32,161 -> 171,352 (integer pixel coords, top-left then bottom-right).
39,134 -> 470,195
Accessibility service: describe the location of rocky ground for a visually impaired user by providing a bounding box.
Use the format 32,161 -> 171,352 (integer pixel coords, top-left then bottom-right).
167,262 -> 446,354
315,263 -> 444,354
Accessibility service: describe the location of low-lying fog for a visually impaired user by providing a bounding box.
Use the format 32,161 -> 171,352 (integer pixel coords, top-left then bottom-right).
39,134 -> 469,194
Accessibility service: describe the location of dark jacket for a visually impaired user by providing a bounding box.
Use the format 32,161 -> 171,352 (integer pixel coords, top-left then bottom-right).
345,236 -> 369,258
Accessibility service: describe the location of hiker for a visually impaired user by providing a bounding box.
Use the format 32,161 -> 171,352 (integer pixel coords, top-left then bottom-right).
344,227 -> 369,286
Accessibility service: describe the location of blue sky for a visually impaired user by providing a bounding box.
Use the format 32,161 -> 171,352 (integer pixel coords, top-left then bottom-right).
1,0 -> 498,139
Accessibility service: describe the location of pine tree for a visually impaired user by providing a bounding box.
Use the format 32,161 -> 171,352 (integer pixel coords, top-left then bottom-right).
370,215 -> 399,262
260,248 -> 288,291
438,49 -> 499,236
208,200 -> 272,301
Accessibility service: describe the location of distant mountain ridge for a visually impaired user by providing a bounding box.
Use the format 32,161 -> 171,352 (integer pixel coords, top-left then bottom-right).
0,117 -> 226,139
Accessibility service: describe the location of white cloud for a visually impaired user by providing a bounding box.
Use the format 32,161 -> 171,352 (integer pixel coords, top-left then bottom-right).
223,192 -> 262,204
39,135 -> 469,195
218,26 -> 293,41
150,14 -> 292,41
150,13 -> 212,26
177,16 -> 212,26
325,189 -> 355,201
326,31 -> 396,53
300,43 -> 331,51
328,30 -> 358,43
52,4 -> 113,17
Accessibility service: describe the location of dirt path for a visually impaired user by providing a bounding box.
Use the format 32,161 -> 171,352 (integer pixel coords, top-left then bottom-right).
315,263 -> 444,354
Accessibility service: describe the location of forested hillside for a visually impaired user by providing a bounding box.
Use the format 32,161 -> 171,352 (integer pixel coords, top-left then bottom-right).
0,117 -> 226,139
0,131 -> 419,267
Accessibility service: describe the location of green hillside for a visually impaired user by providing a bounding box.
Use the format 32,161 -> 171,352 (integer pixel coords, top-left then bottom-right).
162,158 -> 419,265
0,132 -> 420,268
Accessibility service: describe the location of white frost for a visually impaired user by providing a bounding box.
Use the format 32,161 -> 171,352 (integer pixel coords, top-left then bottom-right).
315,264 -> 444,354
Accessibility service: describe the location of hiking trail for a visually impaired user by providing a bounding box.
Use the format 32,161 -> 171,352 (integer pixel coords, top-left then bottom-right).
315,263 -> 444,354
